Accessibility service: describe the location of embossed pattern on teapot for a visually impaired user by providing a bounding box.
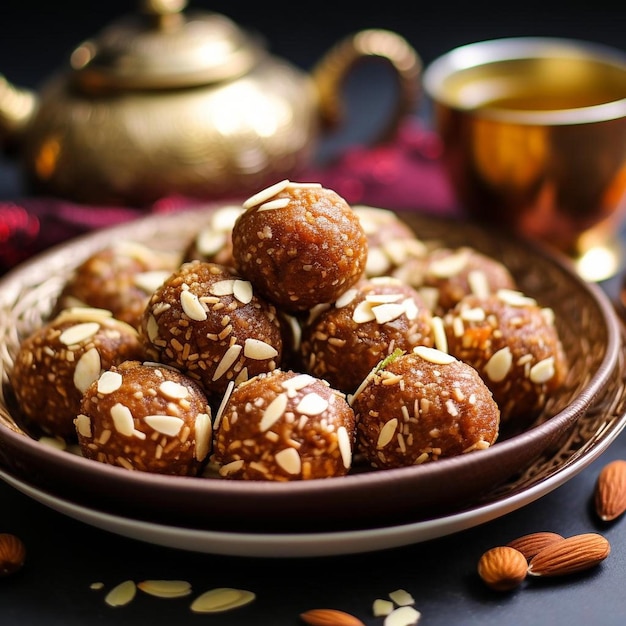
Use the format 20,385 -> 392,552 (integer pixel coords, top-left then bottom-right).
0,0 -> 421,205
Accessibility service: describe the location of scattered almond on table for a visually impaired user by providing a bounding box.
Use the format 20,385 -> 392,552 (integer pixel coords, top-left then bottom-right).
477,456 -> 626,592
594,459 -> 626,521
506,531 -> 564,559
98,578 -> 256,613
137,579 -> 192,598
300,608 -> 366,626
527,533 -> 611,577
0,533 -> 26,577
301,588 -> 421,626
477,546 -> 529,591
478,531 -> 611,591
190,587 -> 256,613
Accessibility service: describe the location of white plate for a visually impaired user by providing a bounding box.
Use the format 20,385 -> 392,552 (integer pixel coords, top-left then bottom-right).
2,390 -> 625,560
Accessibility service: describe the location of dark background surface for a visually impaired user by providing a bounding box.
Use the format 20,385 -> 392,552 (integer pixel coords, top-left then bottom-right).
1,0 -> 625,196
2,0 -> 625,88
1,2 -> 626,625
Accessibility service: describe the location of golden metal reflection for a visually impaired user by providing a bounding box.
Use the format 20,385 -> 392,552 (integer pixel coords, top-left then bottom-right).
576,243 -> 621,283
0,1 -> 422,205
424,38 -> 626,281
34,136 -> 61,180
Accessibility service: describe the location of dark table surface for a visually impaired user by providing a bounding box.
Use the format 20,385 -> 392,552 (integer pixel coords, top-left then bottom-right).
2,2 -> 626,625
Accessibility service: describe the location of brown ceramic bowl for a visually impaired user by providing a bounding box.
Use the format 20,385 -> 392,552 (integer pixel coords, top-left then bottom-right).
0,207 -> 622,535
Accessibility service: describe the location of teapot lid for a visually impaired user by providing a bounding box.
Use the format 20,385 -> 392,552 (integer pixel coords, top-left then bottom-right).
70,0 -> 264,91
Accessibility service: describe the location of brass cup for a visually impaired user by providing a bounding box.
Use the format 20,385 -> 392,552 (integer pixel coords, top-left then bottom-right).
423,37 -> 626,281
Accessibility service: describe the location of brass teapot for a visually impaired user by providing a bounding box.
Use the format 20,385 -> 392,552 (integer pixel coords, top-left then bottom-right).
0,0 -> 421,206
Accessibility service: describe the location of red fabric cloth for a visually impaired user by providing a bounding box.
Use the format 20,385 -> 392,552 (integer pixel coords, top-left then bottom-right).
0,118 -> 459,276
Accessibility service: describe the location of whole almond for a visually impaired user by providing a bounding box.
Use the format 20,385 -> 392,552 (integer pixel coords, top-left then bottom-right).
300,608 -> 366,626
0,533 -> 26,576
595,459 -> 626,521
477,546 -> 528,591
527,532 -> 610,577
506,532 -> 564,560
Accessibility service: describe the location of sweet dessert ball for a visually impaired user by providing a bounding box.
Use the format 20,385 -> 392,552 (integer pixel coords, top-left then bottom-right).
140,260 -> 284,397
393,246 -> 517,315
441,289 -> 568,427
231,180 -> 368,312
299,276 -> 435,394
212,370 -> 356,481
10,308 -> 145,440
353,205 -> 427,278
52,241 -> 180,329
351,346 -> 500,470
182,204 -> 244,268
76,360 -> 212,475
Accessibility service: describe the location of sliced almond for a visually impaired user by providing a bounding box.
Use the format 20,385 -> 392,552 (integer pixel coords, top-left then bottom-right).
377,418 -> 398,449
133,270 -> 171,294
260,393 -> 288,431
190,587 -> 255,613
243,179 -> 290,209
527,532 -> 610,577
484,346 -> 513,382
143,415 -> 185,436
212,344 -> 242,381
194,412 -> 212,462
243,338 -> 278,360
257,197 -> 290,211
384,605 -> 421,626
529,357 -> 556,384
373,599 -> 395,617
110,403 -> 135,437
275,447 -> 302,475
73,348 -> 102,393
372,303 -> 405,324
159,380 -> 189,400
59,322 -> 100,346
413,345 -> 456,365
233,279 -> 253,304
388,588 -> 415,606
296,392 -> 329,416
137,579 -> 192,598
210,279 -> 235,296
180,290 -> 207,321
97,370 -> 123,394
337,425 -> 352,469
105,580 -> 137,607
75,414 -> 92,438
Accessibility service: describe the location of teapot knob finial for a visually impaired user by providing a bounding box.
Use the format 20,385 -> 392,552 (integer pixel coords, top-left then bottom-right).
140,0 -> 187,27
140,0 -> 187,14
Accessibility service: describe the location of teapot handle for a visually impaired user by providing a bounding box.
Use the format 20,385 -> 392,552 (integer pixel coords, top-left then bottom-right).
312,29 -> 421,144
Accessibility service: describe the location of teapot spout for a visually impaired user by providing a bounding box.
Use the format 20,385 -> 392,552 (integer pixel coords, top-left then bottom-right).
0,75 -> 37,155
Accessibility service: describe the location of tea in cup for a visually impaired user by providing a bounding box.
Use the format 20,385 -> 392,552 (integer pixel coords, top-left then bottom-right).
423,37 -> 626,280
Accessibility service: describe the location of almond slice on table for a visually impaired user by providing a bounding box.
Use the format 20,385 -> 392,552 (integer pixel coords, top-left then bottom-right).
190,587 -> 255,613
137,579 -> 192,598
